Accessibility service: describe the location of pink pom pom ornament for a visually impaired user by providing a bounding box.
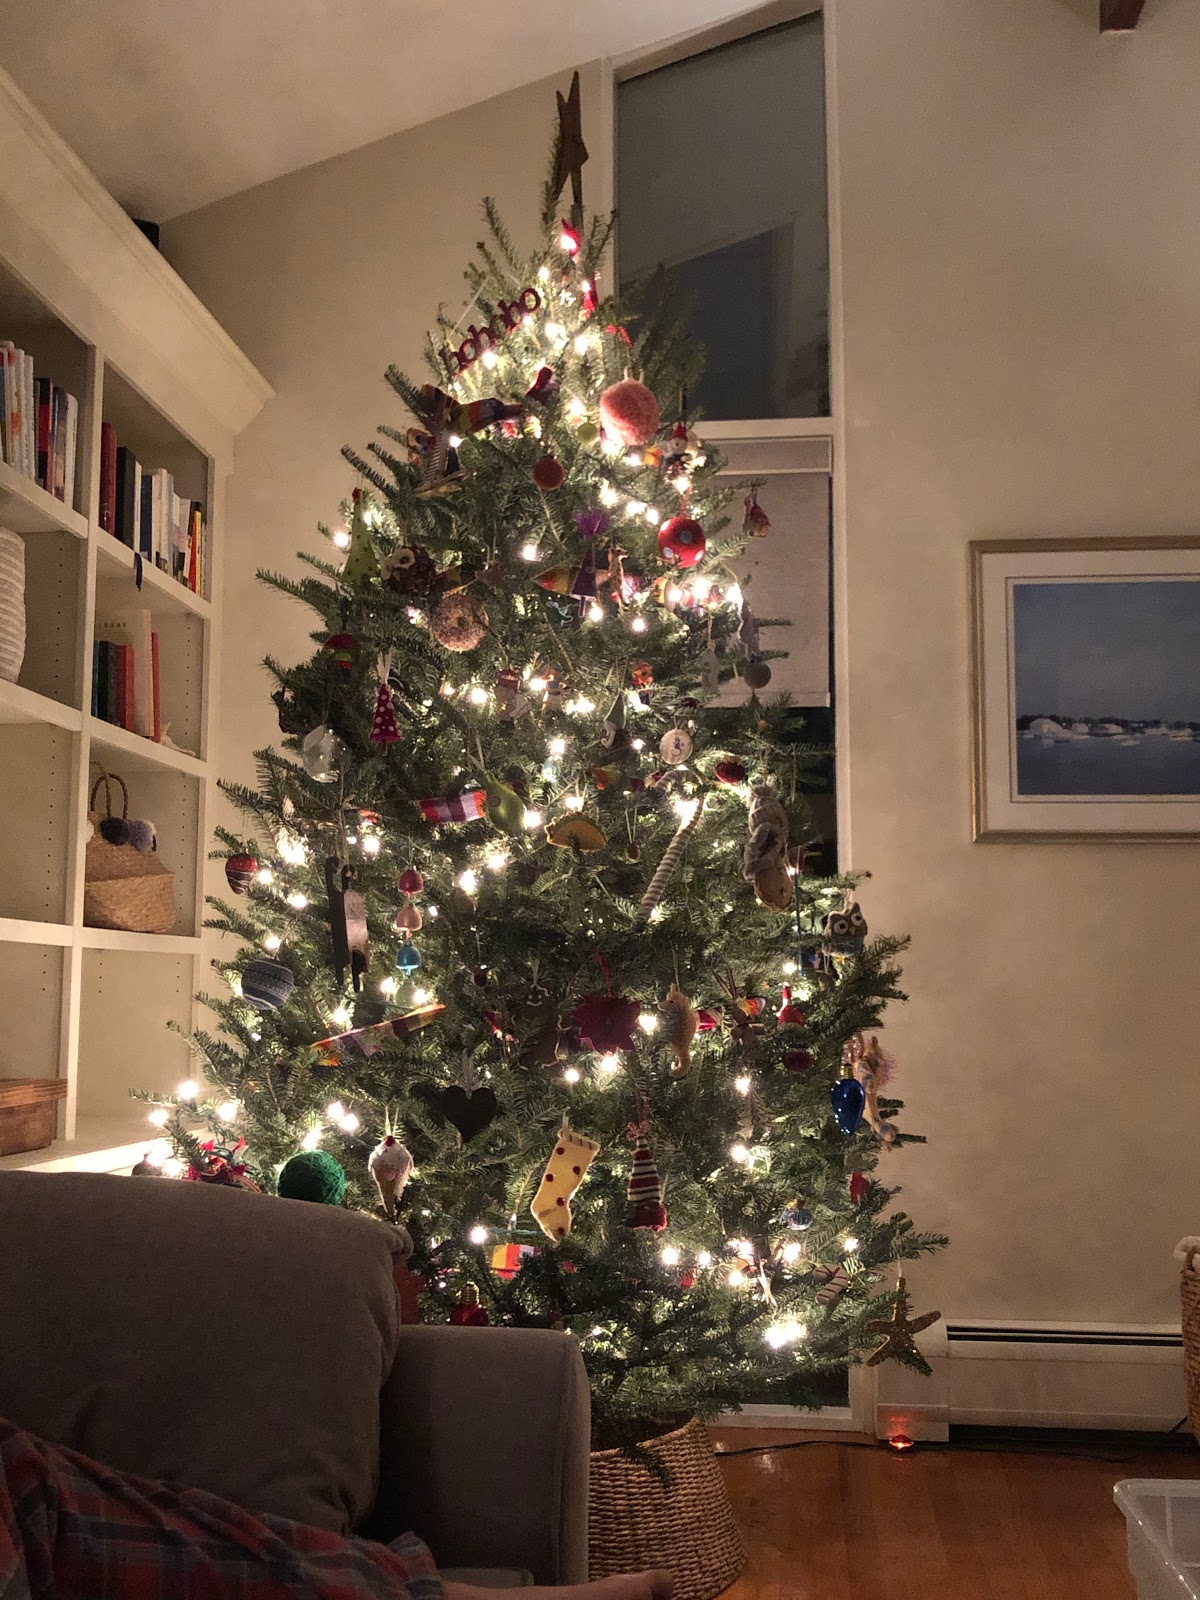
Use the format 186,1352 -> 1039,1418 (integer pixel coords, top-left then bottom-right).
598,379 -> 660,448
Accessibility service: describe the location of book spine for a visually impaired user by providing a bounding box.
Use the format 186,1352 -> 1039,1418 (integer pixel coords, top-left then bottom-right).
34,379 -> 51,492
22,353 -> 34,479
188,504 -> 201,592
122,644 -> 135,731
0,344 -> 12,466
51,386 -> 66,501
115,447 -> 137,546
63,392 -> 78,509
90,642 -> 100,718
99,423 -> 118,533
105,642 -> 118,726
151,631 -> 161,742
132,608 -> 153,739
139,475 -> 153,559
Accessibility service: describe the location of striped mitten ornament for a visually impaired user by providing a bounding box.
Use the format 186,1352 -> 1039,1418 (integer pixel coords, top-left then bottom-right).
626,1142 -> 668,1233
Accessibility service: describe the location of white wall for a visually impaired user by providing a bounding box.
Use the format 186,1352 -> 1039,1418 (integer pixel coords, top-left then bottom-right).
163,0 -> 1200,1333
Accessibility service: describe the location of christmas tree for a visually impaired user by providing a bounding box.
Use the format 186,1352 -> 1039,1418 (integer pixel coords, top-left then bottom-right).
138,96 -> 944,1449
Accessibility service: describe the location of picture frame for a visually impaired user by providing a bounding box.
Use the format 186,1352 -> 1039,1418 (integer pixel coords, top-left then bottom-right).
970,537 -> 1200,841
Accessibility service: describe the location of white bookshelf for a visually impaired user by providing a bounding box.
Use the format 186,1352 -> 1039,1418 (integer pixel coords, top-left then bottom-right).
0,66 -> 271,1173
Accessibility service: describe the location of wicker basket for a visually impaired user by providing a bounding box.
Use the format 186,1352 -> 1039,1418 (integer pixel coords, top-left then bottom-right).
0,527 -> 26,684
84,771 -> 176,935
589,1419 -> 746,1600
1182,1247 -> 1200,1444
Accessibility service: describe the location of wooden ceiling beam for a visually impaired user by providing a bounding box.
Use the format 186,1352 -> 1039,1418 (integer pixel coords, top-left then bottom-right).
1100,0 -> 1145,30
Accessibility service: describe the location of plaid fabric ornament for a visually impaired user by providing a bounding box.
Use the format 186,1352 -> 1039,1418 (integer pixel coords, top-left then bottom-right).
419,789 -> 487,824
626,1142 -> 668,1232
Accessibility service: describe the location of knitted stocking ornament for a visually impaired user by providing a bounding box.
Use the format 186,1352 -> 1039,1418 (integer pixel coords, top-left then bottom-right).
626,1143 -> 668,1232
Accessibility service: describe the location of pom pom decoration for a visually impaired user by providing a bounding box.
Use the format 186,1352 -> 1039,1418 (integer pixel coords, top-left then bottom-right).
225,854 -> 259,894
241,958 -> 295,1011
126,819 -> 156,853
278,1149 -> 347,1205
531,1116 -> 601,1241
449,1283 -> 490,1326
1174,1237 -> 1200,1271
368,1133 -> 414,1218
599,378 -> 660,447
659,984 -> 698,1077
430,591 -> 489,652
626,1143 -> 668,1232
657,516 -> 706,568
99,816 -> 130,845
532,455 -> 566,491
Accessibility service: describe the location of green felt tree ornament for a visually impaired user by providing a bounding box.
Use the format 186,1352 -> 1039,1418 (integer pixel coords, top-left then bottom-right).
341,487 -> 379,585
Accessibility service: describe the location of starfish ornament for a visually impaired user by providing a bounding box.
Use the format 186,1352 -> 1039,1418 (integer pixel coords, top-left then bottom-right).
864,1276 -> 941,1375
553,70 -> 589,220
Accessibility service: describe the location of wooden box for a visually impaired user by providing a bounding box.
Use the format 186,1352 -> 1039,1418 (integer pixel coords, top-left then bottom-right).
0,1078 -> 67,1157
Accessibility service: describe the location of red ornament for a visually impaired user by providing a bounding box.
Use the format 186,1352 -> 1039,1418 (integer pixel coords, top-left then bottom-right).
570,991 -> 642,1054
225,854 -> 258,894
370,680 -> 400,744
657,516 -> 706,568
599,378 -> 660,447
323,632 -> 357,669
678,1271 -> 695,1290
715,758 -> 748,785
397,867 -> 424,896
449,1284 -> 490,1326
630,661 -> 654,689
777,987 -> 807,1028
626,1143 -> 668,1232
783,1048 -> 814,1074
533,455 -> 565,491
559,219 -> 582,256
696,1008 -> 720,1033
849,1172 -> 870,1204
582,277 -> 599,316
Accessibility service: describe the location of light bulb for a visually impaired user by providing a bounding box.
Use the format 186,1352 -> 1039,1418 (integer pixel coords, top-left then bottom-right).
538,265 -> 550,282
413,987 -> 430,1005
625,453 -> 642,469
782,960 -> 797,976
598,483 -> 619,506
782,1242 -> 803,1265
217,1100 -> 238,1123
563,793 -> 585,812
162,1157 -> 185,1179
301,1126 -> 322,1151
567,396 -> 587,417
765,1319 -> 806,1349
325,1101 -> 345,1122
338,1111 -> 360,1134
573,696 -> 595,715
548,737 -> 567,757
286,892 -> 308,910
734,1075 -> 752,1096
601,435 -> 622,457
660,1245 -> 681,1267
468,684 -> 488,706
587,602 -> 604,623
728,1268 -> 747,1289
726,582 -> 744,609
544,321 -> 564,341
426,905 -> 438,919
523,313 -> 535,328
256,867 -> 273,885
448,433 -> 463,448
573,334 -> 589,354
521,542 -> 541,561
671,472 -> 690,494
630,616 -> 647,633
380,976 -> 398,997
276,829 -> 307,865
644,507 -> 661,526
332,528 -> 352,551
631,738 -> 645,752
528,675 -> 547,693
673,797 -> 700,824
598,1053 -> 620,1074
481,348 -> 498,369
485,850 -> 509,872
696,1250 -> 713,1269
729,1142 -> 751,1165
177,1080 -> 198,1100
844,1236 -> 860,1254
362,835 -> 381,857
332,1006 -> 352,1028
626,500 -> 645,517
638,1013 -> 659,1035
667,586 -> 684,606
441,681 -> 456,697
147,1108 -> 169,1128
262,933 -> 282,953
563,1066 -> 581,1084
457,869 -> 478,894
468,1224 -> 489,1245
523,809 -> 544,830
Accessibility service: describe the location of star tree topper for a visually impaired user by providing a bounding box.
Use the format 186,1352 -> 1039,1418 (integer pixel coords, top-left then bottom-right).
553,70 -> 588,221
863,1276 -> 941,1375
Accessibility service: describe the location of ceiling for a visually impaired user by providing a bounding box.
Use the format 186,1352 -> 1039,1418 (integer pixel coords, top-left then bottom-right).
0,0 -> 759,221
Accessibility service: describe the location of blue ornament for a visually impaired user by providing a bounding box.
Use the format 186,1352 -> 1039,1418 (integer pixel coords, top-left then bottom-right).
241,958 -> 295,1012
780,1204 -> 814,1232
830,1075 -> 866,1136
394,940 -> 422,976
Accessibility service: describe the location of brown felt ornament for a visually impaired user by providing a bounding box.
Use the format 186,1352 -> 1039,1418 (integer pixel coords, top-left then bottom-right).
659,984 -> 698,1077
324,856 -> 369,991
571,991 -> 641,1054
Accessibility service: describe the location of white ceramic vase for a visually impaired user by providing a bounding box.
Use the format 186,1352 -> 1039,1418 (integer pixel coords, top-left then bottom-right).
0,528 -> 25,684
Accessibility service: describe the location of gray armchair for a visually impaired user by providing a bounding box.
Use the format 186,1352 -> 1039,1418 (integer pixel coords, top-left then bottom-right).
0,1170 -> 590,1583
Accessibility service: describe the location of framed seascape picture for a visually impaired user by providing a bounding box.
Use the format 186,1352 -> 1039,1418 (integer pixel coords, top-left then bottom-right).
971,538 -> 1200,840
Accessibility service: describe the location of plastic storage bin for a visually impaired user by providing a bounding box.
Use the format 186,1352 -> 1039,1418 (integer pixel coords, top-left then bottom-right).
1115,1479 -> 1200,1599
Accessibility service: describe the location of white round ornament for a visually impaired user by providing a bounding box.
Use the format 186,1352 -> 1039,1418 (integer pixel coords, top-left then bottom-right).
659,728 -> 693,765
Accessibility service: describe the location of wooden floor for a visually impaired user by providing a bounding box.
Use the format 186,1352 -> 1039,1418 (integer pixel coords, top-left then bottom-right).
711,1427 -> 1199,1600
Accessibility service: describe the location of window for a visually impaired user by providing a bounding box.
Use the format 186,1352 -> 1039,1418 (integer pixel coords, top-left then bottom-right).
616,12 -> 829,420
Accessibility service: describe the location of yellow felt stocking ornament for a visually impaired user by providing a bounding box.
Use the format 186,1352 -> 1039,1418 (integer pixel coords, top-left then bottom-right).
531,1116 -> 600,1242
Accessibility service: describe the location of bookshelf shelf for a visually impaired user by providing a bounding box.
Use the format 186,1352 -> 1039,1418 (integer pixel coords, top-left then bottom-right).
87,717 -> 206,778
0,457 -> 88,539
0,62 -> 272,1166
93,530 -> 212,619
0,677 -> 81,731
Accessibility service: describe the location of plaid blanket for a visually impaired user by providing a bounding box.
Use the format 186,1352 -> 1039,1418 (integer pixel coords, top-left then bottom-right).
0,1416 -> 444,1600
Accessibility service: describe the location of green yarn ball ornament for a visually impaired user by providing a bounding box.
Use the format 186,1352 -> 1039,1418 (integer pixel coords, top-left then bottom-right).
277,1149 -> 346,1206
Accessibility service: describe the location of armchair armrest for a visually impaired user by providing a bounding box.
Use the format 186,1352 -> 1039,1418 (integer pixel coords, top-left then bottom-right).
371,1326 -> 590,1583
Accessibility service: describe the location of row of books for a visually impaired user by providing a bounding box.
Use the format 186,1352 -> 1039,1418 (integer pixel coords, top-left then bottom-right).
0,344 -> 79,507
98,422 -> 208,595
90,608 -> 161,742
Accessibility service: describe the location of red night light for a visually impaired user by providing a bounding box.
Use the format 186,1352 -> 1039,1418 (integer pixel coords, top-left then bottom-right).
887,1433 -> 915,1454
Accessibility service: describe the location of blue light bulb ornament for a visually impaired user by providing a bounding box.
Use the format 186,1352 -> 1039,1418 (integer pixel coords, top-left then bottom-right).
394,939 -> 422,976
780,1204 -> 814,1233
830,1070 -> 865,1136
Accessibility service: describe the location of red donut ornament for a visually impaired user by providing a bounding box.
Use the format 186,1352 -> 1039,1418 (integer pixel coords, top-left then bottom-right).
599,379 -> 660,447
657,515 -> 706,568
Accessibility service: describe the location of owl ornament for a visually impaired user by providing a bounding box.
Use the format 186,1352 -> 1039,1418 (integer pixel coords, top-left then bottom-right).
823,900 -> 868,955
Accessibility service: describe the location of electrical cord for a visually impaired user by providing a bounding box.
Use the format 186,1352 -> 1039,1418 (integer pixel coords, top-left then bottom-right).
713,1416 -> 1193,1465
